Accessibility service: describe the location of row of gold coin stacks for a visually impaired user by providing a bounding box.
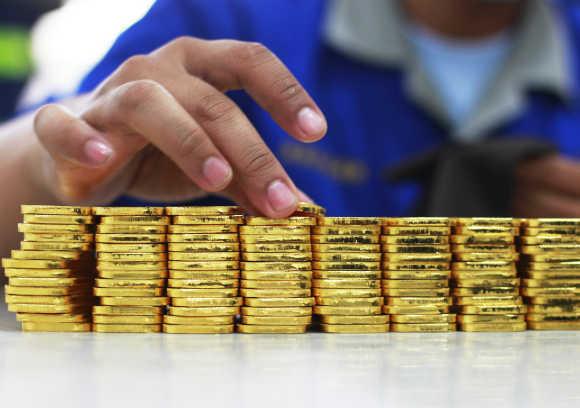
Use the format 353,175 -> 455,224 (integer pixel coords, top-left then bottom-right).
451,218 -> 527,332
237,208 -> 319,334
313,217 -> 388,334
92,207 -> 169,333
4,205 -> 95,332
519,219 -> 580,330
382,218 -> 455,332
164,207 -> 244,334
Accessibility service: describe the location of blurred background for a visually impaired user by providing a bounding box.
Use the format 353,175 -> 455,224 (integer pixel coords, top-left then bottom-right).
0,0 -> 154,120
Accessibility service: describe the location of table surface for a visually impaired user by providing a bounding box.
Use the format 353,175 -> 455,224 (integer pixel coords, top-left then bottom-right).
1,298 -> 579,408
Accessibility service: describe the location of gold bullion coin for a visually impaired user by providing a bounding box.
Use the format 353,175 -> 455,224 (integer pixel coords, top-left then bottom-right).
522,279 -> 580,288
451,235 -> 514,245
458,322 -> 526,332
95,243 -> 165,252
240,261 -> 311,271
241,253 -> 312,262
240,288 -> 310,298
457,305 -> 527,314
93,324 -> 161,333
294,201 -> 326,216
7,277 -> 91,287
526,262 -> 580,271
97,261 -> 166,270
520,236 -> 580,245
18,223 -> 91,233
453,278 -> 519,288
171,297 -> 242,307
241,280 -> 310,289
315,297 -> 383,306
314,270 -> 381,279
383,226 -> 450,236
312,253 -> 381,262
167,288 -> 238,298
98,270 -> 168,279
244,216 -> 315,226
454,253 -> 519,262
168,242 -> 239,252
95,234 -> 165,243
97,225 -> 166,234
239,225 -> 311,235
452,261 -> 515,271
312,261 -> 380,270
165,206 -> 242,215
381,244 -> 450,254
453,287 -> 518,296
168,225 -> 238,234
5,285 -> 90,296
168,279 -> 237,288
390,314 -> 456,324
312,243 -> 380,252
163,315 -> 234,325
93,306 -> 163,315
93,206 -> 164,216
241,271 -> 312,281
21,205 -> 92,215
167,233 -> 238,243
167,306 -> 240,316
244,297 -> 315,307
321,315 -> 389,324
381,235 -> 449,245
312,226 -> 380,236
169,252 -> 240,261
240,235 -> 310,245
452,243 -> 515,251
95,278 -> 166,287
387,296 -> 449,306
99,215 -> 169,225
383,280 -> 448,289
5,295 -> 87,305
383,253 -> 452,262
93,315 -> 163,324
20,241 -> 92,251
457,315 -> 525,324
523,227 -> 577,236
242,316 -> 312,325
317,217 -> 381,226
454,217 -> 517,226
526,314 -> 580,322
99,296 -> 168,306
23,214 -> 94,224
313,305 -> 382,315
312,279 -> 380,289
312,288 -> 380,297
382,270 -> 450,280
524,254 -> 580,263
16,313 -> 89,323
454,295 -> 523,306
168,260 -> 238,271
527,304 -> 580,314
94,288 -> 164,297
21,322 -> 91,332
311,235 -> 379,244
385,217 -> 450,226
237,324 -> 307,334
527,321 -> 580,330
382,262 -> 450,271
172,215 -> 244,225
522,287 -> 578,296
524,218 -> 580,227
241,243 -> 311,253
164,324 -> 234,334
524,271 -> 580,280
8,304 -> 91,314
169,270 -> 239,279
1,258 -> 74,269
320,324 -> 388,333
97,252 -> 167,261
520,244 -> 580,254
451,270 -> 517,279
382,288 -> 450,297
383,305 -> 448,315
454,225 -> 518,235
390,323 -> 454,333
241,306 -> 311,317
11,250 -> 81,261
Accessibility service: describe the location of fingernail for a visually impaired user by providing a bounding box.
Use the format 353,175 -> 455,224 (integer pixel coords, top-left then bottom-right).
267,180 -> 297,212
297,107 -> 326,139
298,190 -> 314,204
84,139 -> 112,165
202,156 -> 232,189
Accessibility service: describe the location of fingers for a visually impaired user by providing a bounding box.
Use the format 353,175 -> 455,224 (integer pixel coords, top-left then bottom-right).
514,187 -> 580,217
518,155 -> 580,197
168,38 -> 327,142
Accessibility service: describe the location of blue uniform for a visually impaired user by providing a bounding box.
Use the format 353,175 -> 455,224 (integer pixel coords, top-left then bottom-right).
78,0 -> 580,216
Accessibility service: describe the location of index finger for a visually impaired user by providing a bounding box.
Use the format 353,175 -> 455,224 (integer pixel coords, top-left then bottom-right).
520,155 -> 580,197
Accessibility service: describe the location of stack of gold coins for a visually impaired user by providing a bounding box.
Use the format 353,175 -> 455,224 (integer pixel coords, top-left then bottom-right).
3,205 -> 95,332
238,206 -> 320,334
452,218 -> 526,332
519,219 -> 580,330
92,207 -> 168,333
164,207 -> 244,334
382,218 -> 455,333
312,217 -> 387,334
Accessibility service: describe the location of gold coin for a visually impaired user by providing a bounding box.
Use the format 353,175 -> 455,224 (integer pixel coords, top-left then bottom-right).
527,321 -> 580,330
93,315 -> 162,324
457,305 -> 527,314
98,270 -> 168,279
312,261 -> 380,270
383,253 -> 451,262
23,214 -> 94,224
312,252 -> 381,262
11,250 -> 82,261
168,243 -> 239,252
317,217 -> 381,226
244,297 -> 315,307
453,287 -> 519,296
16,313 -> 89,323
454,217 -> 517,226
168,260 -> 238,271
165,206 -> 242,215
320,324 -> 388,333
240,288 -> 310,298
241,261 -> 311,271
386,297 -> 449,306
241,280 -> 310,289
383,288 -> 450,297
93,305 -> 163,315
5,285 -> 90,296
241,243 -> 311,252
95,243 -> 166,253
451,270 -> 517,279
523,226 -> 578,236
520,236 -> 580,245
312,226 -> 380,235
97,252 -> 167,261
522,279 -> 580,288
454,253 -> 519,262
95,234 -> 165,243
93,206 -> 164,216
94,288 -> 164,297
528,296 -> 580,305
382,280 -> 448,289
241,271 -> 312,281
390,323 -> 455,333
524,254 -> 580,263
321,315 -> 389,324
381,236 -> 449,245
383,226 -> 451,236
520,244 -> 580,254
454,295 -> 523,306
168,252 -> 240,261
21,205 -> 92,215
452,261 -> 515,272
99,215 -> 169,225
172,215 -> 245,225
20,241 -> 92,251
167,233 -> 238,243
5,294 -> 87,305
242,253 -> 312,262
457,315 -> 525,324
382,270 -> 450,280
312,243 -> 380,252
313,306 -> 381,316
239,226 -> 311,235
312,279 -> 380,289
171,297 -> 242,307
381,244 -> 450,253
453,225 -> 518,235
451,235 -> 514,245
7,277 -> 90,288
526,313 -> 580,322
237,324 -> 307,334
163,324 -> 234,334
390,314 -> 456,324
18,223 -> 91,233
167,306 -> 240,316
242,316 -> 311,325
93,324 -> 161,333
239,235 -> 310,245
97,225 -> 166,234
311,235 -> 379,244
96,260 -> 166,270
312,288 -> 380,297
385,217 -> 450,226
8,304 -> 91,314
314,270 -> 381,279
526,262 -> 580,271
168,225 -> 238,234
315,297 -> 383,306
99,296 -> 168,306
523,218 -> 580,227
526,304 -> 580,314
382,262 -> 450,271
241,306 -> 311,317
383,305 -> 448,315
168,279 -> 237,289
2,258 -> 72,269
21,322 -> 91,332
169,270 -> 239,280
522,287 -> 578,296
295,202 -> 326,216
458,322 -> 526,332
453,278 -> 519,288
452,244 -> 515,252
244,216 -> 315,226
163,315 -> 235,325
168,288 -> 238,298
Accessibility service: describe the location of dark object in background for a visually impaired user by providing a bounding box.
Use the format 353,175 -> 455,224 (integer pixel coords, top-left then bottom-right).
385,139 -> 556,217
0,0 -> 61,120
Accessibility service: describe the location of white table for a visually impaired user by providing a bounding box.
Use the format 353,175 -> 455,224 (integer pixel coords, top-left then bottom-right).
1,299 -> 579,408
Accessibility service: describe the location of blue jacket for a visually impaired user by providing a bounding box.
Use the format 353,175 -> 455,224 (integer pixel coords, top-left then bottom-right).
78,0 -> 580,216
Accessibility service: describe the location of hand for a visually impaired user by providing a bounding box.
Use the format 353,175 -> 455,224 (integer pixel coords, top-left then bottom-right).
32,38 -> 327,217
513,154 -> 580,217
